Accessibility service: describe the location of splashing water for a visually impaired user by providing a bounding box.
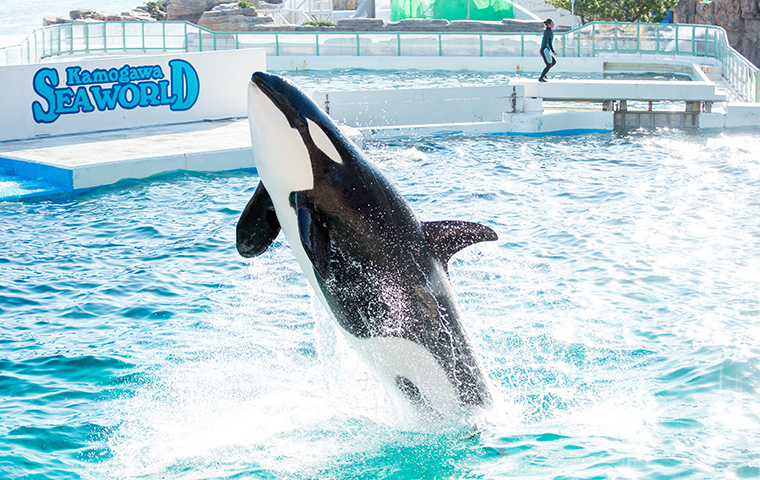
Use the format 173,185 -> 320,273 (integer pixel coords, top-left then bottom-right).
2,130 -> 760,479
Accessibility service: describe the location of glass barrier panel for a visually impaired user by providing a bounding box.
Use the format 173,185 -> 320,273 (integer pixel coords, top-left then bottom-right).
71,24 -> 89,53
199,30 -> 217,52
694,26 -> 715,56
50,27 -> 63,56
677,25 -> 693,54
35,29 -> 45,58
578,27 -> 594,56
559,31 -> 573,56
144,25 -> 165,50
657,24 -> 677,53
692,26 -> 707,55
319,33 -> 359,55
399,34 -> 439,56
638,24 -> 660,52
3,45 -> 21,65
36,29 -> 48,58
165,23 -> 187,36
184,31 -> 200,52
594,23 -> 616,51
278,34 -> 318,55
482,34 -> 523,56
616,23 -> 638,50
358,34 -> 399,56
211,33 -> 238,50
142,26 -> 163,50
86,23 -> 106,51
58,25 -> 72,54
704,27 -> 719,56
237,33 -> 276,55
522,34 -> 542,56
143,23 -> 165,36
440,34 -> 480,56
105,23 -> 126,50
164,33 -> 187,50
124,22 -> 144,49
554,34 -> 565,56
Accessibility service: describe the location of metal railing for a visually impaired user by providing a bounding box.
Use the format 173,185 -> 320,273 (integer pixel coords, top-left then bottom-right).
1,20 -> 758,101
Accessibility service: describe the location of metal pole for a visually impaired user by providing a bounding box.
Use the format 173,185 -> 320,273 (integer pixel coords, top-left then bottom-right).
467,0 -> 470,20
571,0 -> 575,29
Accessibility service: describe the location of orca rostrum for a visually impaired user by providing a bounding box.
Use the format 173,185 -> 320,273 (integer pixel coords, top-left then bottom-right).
238,71 -> 497,415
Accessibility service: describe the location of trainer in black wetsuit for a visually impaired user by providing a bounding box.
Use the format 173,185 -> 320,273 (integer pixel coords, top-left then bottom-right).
539,18 -> 556,82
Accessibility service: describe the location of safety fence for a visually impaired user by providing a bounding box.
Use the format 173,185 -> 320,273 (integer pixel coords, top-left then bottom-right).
1,20 -> 757,101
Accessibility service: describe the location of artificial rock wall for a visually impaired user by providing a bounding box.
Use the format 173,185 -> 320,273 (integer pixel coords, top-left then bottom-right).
675,0 -> 760,67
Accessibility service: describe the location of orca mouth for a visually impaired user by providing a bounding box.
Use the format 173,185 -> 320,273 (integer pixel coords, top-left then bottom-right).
251,72 -> 301,130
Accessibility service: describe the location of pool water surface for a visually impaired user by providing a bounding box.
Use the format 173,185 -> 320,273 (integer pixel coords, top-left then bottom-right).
2,127 -> 759,479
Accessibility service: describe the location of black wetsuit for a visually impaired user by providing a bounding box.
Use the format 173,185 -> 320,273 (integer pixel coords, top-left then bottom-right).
539,26 -> 556,80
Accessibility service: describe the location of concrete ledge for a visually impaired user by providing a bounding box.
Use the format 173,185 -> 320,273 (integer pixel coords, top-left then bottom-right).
70,147 -> 254,191
360,111 -> 614,139
725,103 -> 760,128
0,119 -> 256,193
313,85 -> 525,126
501,111 -> 614,135
508,78 -> 727,103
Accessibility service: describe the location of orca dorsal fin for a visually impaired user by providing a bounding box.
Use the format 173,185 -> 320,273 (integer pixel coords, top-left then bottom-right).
423,220 -> 498,267
236,182 -> 281,258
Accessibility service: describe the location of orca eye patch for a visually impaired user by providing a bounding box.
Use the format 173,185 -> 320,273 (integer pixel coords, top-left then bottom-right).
307,118 -> 343,164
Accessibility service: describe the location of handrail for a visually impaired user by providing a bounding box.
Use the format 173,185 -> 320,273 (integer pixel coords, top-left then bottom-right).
1,20 -> 757,102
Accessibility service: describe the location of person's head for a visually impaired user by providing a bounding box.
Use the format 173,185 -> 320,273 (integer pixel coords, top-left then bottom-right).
544,18 -> 554,28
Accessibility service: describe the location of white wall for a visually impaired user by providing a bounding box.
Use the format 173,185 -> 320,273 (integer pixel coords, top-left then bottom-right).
0,49 -> 266,142
312,85 -> 526,126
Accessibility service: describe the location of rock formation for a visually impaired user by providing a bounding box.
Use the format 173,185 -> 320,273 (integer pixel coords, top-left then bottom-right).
675,0 -> 760,67
198,3 -> 274,31
167,0 -> 241,23
43,7 -> 156,26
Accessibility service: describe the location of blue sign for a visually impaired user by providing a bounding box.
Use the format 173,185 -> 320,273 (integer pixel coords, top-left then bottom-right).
31,59 -> 200,124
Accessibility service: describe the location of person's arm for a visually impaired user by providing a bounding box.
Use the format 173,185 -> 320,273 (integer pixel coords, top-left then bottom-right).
550,31 -> 556,55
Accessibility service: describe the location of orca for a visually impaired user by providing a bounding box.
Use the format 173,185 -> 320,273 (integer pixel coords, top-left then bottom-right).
238,71 -> 497,415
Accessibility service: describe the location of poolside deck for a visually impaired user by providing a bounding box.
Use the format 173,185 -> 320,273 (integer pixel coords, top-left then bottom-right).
0,119 -> 254,197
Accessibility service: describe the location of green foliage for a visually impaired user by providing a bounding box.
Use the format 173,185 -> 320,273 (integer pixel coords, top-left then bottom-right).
146,1 -> 167,19
238,1 -> 254,7
546,0 -> 678,24
302,20 -> 336,27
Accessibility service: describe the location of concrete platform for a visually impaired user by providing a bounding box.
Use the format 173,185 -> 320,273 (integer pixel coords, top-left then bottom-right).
509,78 -> 727,103
0,119 -> 255,196
360,111 -> 614,139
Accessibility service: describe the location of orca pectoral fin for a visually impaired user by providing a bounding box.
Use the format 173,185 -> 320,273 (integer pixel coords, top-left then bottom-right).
291,191 -> 331,279
236,182 -> 281,258
423,220 -> 498,266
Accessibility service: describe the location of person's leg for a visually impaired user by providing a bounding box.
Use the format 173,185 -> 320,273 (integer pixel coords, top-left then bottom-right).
539,48 -> 553,81
546,57 -> 557,77
540,56 -> 556,81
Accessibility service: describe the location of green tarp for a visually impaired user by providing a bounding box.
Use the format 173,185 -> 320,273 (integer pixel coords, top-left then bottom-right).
390,0 -> 514,22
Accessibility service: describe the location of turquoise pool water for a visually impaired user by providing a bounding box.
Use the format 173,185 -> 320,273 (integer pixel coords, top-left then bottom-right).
2,128 -> 760,478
